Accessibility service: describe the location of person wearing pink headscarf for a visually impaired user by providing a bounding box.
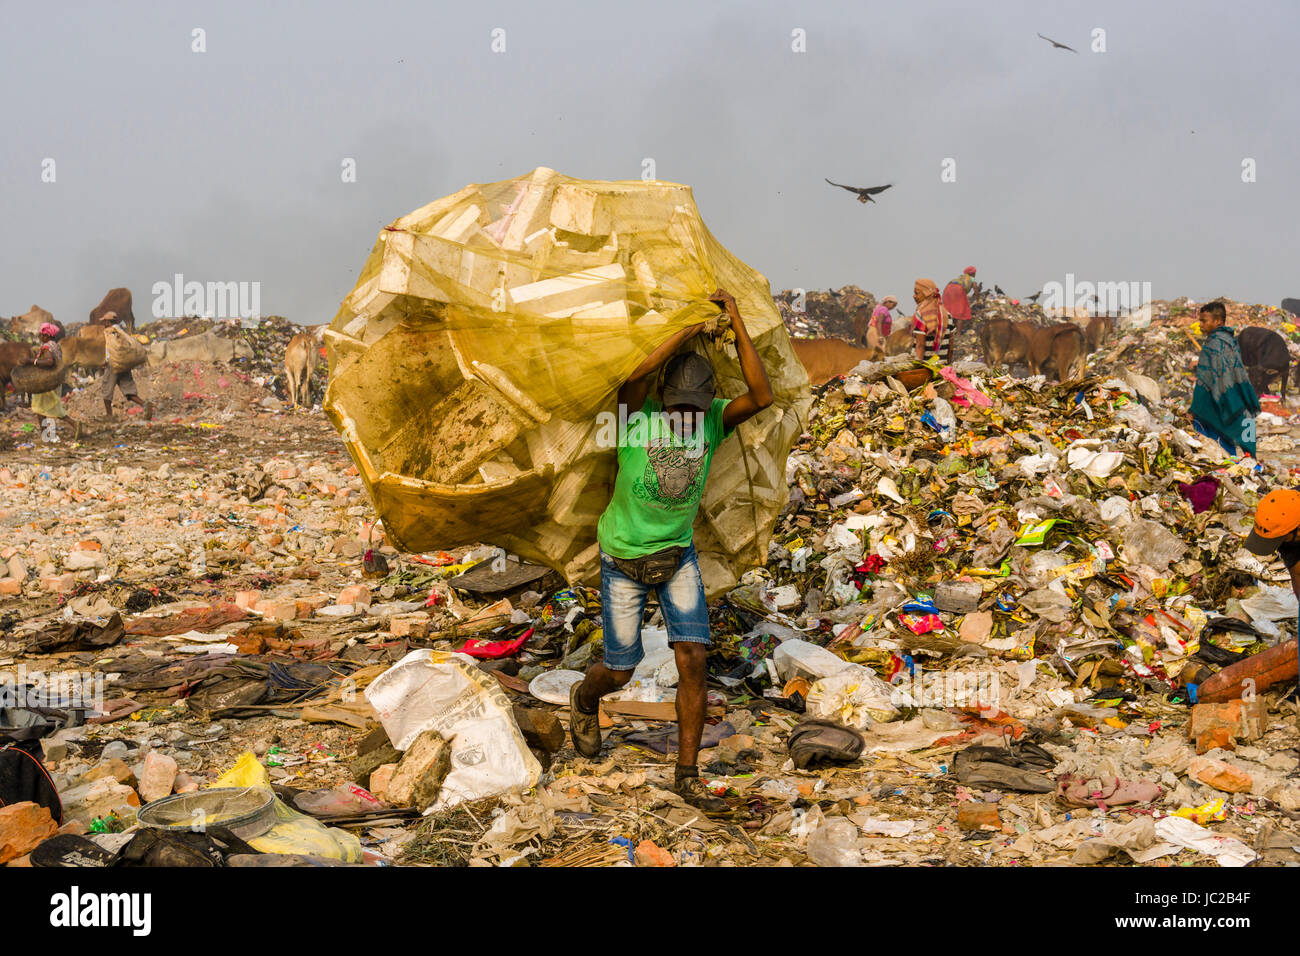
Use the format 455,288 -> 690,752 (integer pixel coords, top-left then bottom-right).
25,323 -> 80,437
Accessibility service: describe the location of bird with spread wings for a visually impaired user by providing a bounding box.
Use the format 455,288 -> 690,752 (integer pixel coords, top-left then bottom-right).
1037,32 -> 1077,53
825,179 -> 892,204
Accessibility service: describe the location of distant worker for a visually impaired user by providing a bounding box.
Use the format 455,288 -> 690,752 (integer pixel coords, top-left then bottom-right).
27,323 -> 81,438
912,279 -> 952,363
100,312 -> 152,421
866,295 -> 897,353
569,288 -> 773,813
1189,301 -> 1258,458
943,266 -> 977,338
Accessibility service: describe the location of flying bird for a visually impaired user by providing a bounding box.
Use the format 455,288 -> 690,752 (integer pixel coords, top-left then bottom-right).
825,179 -> 892,204
1037,32 -> 1077,53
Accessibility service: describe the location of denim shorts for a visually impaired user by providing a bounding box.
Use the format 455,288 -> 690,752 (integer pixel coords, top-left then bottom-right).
600,544 -> 711,672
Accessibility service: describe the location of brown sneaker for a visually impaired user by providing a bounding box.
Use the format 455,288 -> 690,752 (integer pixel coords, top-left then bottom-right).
568,682 -> 602,758
673,766 -> 729,814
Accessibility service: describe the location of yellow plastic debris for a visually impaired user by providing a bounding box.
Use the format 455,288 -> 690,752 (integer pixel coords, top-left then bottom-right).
325,168 -> 811,596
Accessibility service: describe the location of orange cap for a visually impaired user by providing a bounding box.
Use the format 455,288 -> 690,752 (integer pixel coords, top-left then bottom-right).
1245,489 -> 1300,554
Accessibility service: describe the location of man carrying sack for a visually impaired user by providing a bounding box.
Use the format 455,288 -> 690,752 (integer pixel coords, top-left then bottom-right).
100,312 -> 152,421
568,288 -> 773,811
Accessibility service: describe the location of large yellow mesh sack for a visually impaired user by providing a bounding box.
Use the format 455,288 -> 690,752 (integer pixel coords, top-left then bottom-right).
324,167 -> 811,596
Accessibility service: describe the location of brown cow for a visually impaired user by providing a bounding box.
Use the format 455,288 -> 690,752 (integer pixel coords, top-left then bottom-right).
284,331 -> 318,407
0,341 -> 35,410
790,338 -> 881,386
90,288 -> 135,332
62,324 -> 107,370
8,305 -> 58,339
882,326 -> 915,356
980,318 -> 1032,367
1027,323 -> 1086,382
1084,315 -> 1115,353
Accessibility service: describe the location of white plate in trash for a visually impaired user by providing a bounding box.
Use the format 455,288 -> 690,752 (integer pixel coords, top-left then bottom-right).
529,669 -> 586,705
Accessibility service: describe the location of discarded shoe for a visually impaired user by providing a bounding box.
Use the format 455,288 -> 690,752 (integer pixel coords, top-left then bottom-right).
568,682 -> 602,758
673,765 -> 729,814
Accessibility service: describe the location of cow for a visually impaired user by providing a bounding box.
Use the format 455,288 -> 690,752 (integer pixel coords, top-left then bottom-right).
1026,323 -> 1086,382
8,305 -> 59,339
89,288 -> 135,332
980,318 -> 1032,368
284,330 -> 320,407
0,341 -> 35,410
882,326 -> 916,356
1084,315 -> 1115,353
790,338 -> 881,386
62,323 -> 108,370
1236,326 -> 1290,401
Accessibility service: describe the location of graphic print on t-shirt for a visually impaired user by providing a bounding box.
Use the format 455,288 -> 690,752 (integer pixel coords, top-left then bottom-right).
636,440 -> 710,504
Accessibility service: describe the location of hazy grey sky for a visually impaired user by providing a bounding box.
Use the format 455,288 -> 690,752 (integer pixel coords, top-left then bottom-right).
3,0 -> 1297,325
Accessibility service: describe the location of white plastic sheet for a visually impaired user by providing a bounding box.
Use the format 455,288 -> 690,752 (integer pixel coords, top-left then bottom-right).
365,649 -> 541,811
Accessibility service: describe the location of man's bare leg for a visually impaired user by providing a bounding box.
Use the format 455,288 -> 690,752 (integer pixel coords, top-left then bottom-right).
574,662 -> 633,712
672,642 -> 708,768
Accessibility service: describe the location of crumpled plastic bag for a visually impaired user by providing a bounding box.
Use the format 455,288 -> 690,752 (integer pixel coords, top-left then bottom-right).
1121,519 -> 1186,572
1020,585 -> 1073,623
1098,495 -> 1134,529
1016,453 -> 1060,477
1239,585 -> 1299,622
1024,551 -> 1068,589
1066,443 -> 1124,478
1153,815 -> 1256,867
805,665 -> 899,729
365,649 -> 541,811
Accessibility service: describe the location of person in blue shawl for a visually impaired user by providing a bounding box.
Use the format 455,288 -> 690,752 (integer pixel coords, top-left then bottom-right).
1189,301 -> 1260,457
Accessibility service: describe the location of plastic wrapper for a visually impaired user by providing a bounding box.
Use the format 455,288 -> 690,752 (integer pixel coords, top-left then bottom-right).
324,168 -> 811,597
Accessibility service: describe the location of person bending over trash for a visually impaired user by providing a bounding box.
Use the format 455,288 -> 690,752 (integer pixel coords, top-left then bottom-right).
569,287 -> 773,812
943,265 -> 976,338
1188,301 -> 1258,458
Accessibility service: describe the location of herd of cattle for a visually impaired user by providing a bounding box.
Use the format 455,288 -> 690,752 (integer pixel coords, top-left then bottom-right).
791,308 -> 1299,396
4,287 -> 1298,412
1,289 -> 326,412
0,290 -> 137,408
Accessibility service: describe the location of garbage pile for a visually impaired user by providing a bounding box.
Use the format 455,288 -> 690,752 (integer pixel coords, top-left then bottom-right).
3,298 -> 1300,870
775,285 -> 875,340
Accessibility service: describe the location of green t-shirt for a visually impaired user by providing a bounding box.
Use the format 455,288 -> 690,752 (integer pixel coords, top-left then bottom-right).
596,397 -> 732,559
